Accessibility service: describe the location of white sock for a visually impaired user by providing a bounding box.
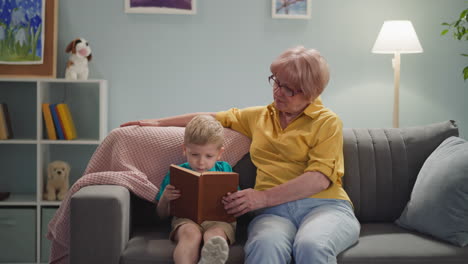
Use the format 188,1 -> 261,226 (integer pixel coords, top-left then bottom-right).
198,235 -> 229,264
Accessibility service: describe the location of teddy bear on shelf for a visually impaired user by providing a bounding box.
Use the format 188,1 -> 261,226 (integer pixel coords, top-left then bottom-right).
65,38 -> 92,80
43,160 -> 70,201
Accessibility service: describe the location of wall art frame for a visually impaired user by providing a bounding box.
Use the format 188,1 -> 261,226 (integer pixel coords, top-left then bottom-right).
125,0 -> 196,15
0,0 -> 58,78
272,0 -> 311,19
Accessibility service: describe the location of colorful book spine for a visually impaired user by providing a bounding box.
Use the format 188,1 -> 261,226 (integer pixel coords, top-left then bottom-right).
63,104 -> 77,140
56,103 -> 77,140
42,103 -> 57,140
0,104 -> 7,140
55,104 -> 68,139
50,104 -> 65,140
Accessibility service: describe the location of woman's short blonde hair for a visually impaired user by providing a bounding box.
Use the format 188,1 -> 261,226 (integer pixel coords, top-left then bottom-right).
184,115 -> 224,148
270,46 -> 330,101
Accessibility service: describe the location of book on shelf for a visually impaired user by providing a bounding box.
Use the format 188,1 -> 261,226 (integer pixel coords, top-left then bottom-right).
0,104 -> 7,140
1,104 -> 13,139
55,104 -> 68,139
42,103 -> 57,140
49,104 -> 65,140
169,164 -> 239,224
56,103 -> 77,140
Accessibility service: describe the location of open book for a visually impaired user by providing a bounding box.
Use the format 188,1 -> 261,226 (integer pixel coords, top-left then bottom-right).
169,164 -> 239,224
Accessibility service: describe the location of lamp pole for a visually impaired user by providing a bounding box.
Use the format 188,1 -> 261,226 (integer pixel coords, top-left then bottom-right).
372,21 -> 423,128
392,51 -> 401,128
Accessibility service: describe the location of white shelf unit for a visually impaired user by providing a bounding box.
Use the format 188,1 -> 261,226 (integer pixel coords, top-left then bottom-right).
0,78 -> 108,264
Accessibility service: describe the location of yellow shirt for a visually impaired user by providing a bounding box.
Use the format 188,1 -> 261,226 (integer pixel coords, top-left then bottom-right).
216,99 -> 350,202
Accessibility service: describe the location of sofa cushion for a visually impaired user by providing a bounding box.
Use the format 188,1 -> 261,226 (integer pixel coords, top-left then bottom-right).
342,120 -> 459,222
338,223 -> 468,264
396,136 -> 468,247
122,223 -> 468,264
121,225 -> 246,264
233,153 -> 257,190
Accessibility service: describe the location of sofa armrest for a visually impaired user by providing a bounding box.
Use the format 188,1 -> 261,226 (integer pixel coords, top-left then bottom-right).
70,185 -> 130,264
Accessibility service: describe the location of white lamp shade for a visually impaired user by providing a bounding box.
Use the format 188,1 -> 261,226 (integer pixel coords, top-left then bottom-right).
372,20 -> 423,54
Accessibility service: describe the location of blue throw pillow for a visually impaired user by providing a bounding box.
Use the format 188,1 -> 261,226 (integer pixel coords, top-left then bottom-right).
396,136 -> 468,247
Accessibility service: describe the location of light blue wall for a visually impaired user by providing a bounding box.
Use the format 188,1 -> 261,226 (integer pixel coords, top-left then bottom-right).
57,0 -> 467,137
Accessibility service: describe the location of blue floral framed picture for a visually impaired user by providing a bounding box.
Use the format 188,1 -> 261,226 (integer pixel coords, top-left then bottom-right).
125,0 -> 196,15
0,0 -> 57,78
272,0 -> 311,19
0,0 -> 45,64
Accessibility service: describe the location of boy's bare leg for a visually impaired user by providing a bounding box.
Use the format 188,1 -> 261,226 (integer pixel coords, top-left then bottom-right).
203,226 -> 228,243
174,223 -> 203,264
199,226 -> 229,264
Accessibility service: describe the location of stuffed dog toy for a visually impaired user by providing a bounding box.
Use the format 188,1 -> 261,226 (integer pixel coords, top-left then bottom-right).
44,160 -> 70,201
65,38 -> 92,80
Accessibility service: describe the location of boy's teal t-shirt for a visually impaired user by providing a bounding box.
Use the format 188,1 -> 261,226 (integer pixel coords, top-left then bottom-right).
155,161 -> 233,201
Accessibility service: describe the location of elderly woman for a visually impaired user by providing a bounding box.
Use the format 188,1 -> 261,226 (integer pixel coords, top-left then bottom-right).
121,46 -> 360,264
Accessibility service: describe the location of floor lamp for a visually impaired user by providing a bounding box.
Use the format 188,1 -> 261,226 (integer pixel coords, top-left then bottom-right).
372,20 -> 423,128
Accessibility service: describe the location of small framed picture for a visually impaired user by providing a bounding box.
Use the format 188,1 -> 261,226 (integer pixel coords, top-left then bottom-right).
272,0 -> 311,19
125,0 -> 196,15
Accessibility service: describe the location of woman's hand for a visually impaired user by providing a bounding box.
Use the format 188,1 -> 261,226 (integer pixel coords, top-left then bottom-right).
120,119 -> 161,127
222,188 -> 268,217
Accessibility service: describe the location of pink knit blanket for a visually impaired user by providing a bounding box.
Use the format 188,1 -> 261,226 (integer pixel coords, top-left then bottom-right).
46,126 -> 251,263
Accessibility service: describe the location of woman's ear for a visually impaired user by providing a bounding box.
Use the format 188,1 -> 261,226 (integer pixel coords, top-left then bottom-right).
217,146 -> 225,160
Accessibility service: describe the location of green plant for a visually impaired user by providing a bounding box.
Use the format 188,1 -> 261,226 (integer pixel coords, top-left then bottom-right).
441,7 -> 468,80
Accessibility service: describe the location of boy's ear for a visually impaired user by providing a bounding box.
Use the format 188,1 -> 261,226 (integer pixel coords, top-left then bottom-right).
217,146 -> 225,160
182,144 -> 186,156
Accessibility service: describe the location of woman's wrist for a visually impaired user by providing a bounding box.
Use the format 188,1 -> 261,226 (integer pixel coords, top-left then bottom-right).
139,119 -> 160,126
261,189 -> 271,208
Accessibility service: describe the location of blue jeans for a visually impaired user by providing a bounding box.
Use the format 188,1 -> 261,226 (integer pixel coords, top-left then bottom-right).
244,198 -> 360,264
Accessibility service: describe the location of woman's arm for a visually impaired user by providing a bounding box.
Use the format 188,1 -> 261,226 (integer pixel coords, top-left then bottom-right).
223,171 -> 330,217
120,112 -> 216,127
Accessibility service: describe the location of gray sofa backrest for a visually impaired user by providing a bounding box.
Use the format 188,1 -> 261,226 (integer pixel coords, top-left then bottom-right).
233,120 -> 459,223
342,120 -> 458,222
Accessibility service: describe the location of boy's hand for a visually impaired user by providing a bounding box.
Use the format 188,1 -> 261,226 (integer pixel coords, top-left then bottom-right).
161,185 -> 181,202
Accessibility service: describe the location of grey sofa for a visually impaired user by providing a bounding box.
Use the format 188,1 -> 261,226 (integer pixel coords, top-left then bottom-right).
70,120 -> 468,264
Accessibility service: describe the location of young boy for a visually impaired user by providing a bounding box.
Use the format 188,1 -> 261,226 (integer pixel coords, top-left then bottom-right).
156,115 -> 236,264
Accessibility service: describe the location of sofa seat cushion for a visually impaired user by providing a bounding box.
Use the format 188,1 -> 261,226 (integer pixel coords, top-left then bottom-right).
338,223 -> 468,264
122,222 -> 468,264
121,225 -> 247,264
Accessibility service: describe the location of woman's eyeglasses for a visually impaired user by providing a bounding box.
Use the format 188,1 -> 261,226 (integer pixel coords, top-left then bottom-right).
268,75 -> 302,97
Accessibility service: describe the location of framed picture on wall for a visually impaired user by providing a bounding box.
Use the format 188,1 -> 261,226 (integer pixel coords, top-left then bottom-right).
272,0 -> 311,19
125,0 -> 196,15
0,0 -> 58,78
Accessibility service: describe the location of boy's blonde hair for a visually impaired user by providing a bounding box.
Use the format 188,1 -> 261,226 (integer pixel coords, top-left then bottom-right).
184,115 -> 224,148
